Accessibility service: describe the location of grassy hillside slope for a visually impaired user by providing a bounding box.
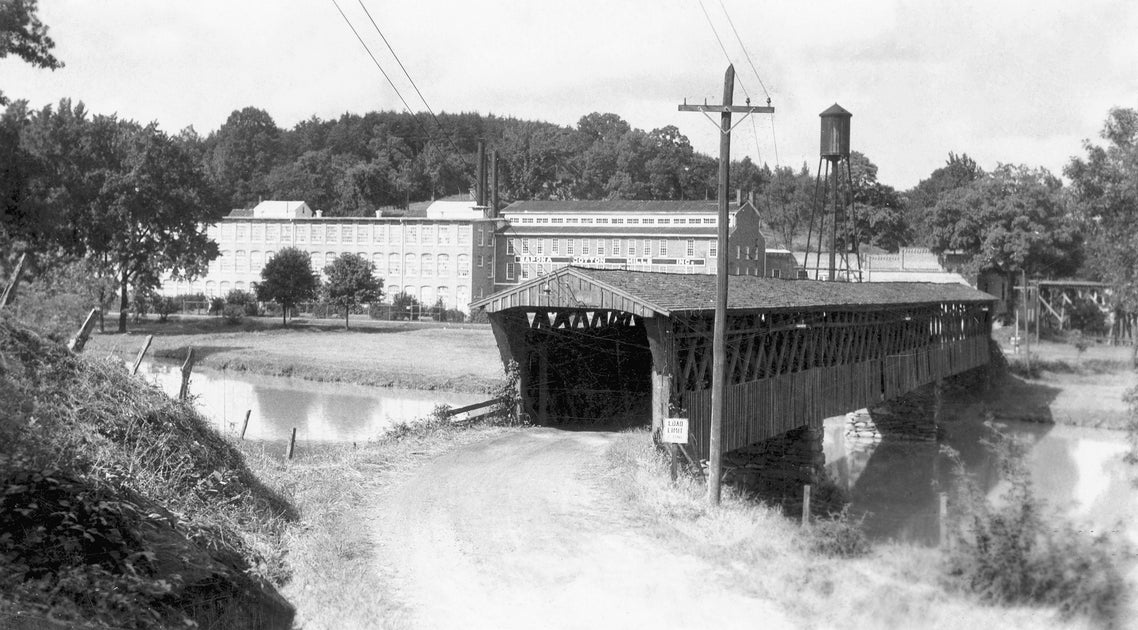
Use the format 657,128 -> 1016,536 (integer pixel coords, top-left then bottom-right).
0,315 -> 295,629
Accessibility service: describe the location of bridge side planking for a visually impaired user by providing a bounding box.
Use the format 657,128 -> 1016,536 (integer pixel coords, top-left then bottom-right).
678,302 -> 991,460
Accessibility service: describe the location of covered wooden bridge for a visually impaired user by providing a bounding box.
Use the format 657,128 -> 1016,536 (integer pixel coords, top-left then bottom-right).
471,266 -> 996,461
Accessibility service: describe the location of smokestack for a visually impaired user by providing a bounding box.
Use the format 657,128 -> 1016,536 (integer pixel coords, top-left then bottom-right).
315,209 -> 323,218
476,141 -> 486,207
736,188 -> 742,206
490,150 -> 499,218
748,191 -> 755,208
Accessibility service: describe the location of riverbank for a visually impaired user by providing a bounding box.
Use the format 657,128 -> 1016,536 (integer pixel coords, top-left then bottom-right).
988,331 -> 1136,429
85,315 -> 505,394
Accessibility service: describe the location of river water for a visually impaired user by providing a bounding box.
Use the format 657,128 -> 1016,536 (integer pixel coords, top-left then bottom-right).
141,360 -> 1134,549
139,360 -> 485,443
823,413 -> 1137,547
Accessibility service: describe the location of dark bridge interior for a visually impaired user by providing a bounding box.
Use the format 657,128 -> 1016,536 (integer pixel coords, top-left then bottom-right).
519,310 -> 652,427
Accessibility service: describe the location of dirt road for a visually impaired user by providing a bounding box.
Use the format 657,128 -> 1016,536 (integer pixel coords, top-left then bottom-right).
374,429 -> 790,629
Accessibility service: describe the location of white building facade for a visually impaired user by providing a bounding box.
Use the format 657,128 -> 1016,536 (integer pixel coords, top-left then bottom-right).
161,200 -> 501,313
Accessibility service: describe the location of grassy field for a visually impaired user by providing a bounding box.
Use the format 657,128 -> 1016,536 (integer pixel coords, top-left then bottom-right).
988,325 -> 1137,429
85,315 -> 505,393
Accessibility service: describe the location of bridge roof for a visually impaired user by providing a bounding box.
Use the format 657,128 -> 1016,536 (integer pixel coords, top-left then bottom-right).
471,266 -> 996,317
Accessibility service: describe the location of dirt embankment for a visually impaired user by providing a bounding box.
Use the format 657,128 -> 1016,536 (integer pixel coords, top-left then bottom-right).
0,317 -> 294,629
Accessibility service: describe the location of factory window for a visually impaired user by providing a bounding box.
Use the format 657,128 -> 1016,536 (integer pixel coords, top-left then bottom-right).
611,239 -> 621,255
658,240 -> 667,256
687,239 -> 695,257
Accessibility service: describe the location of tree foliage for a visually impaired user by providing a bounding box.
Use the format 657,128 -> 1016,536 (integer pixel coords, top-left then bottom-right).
929,164 -> 1081,284
905,153 -> 985,245
3,100 -> 222,332
0,0 -> 63,105
844,152 -> 909,251
1066,107 -> 1138,309
254,247 -> 320,326
322,253 -> 383,329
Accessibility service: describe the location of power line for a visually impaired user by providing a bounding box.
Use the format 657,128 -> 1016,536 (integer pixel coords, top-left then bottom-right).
694,0 -> 753,103
714,0 -> 780,171
328,0 -> 440,152
355,0 -> 473,171
717,0 -> 771,101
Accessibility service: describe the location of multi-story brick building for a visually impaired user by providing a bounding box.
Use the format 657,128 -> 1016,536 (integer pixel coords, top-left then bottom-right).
161,200 -> 502,313
491,199 -> 775,290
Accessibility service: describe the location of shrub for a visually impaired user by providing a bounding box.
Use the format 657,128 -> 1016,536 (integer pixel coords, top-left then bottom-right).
225,289 -> 259,316
945,425 -> 1130,625
149,295 -> 179,322
1068,298 -> 1107,336
208,296 -> 225,315
221,304 -> 244,325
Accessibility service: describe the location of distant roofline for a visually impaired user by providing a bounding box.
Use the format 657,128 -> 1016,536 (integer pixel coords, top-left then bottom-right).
502,200 -> 753,214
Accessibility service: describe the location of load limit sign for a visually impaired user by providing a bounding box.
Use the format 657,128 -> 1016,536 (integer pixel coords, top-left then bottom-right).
662,417 -> 689,444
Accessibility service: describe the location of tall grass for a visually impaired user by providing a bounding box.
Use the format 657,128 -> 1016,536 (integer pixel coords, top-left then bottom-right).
601,429 -> 1100,630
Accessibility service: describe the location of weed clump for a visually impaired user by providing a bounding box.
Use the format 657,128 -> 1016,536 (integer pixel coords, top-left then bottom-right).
807,507 -> 870,558
488,360 -> 528,426
944,426 -> 1131,625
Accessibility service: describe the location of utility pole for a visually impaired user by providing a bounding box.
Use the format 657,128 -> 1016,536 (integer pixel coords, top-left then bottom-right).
679,65 -> 774,505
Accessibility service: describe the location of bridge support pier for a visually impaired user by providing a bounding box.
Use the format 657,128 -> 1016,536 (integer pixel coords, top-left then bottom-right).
868,380 -> 944,441
723,425 -> 826,507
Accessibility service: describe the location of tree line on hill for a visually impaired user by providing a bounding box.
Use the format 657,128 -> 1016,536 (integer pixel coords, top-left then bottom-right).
2,1 -> 1138,331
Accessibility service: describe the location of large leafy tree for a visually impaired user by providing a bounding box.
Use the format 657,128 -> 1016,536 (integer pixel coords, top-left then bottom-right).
1066,107 -> 1138,309
254,247 -> 320,326
762,163 -> 814,249
840,152 -> 909,251
322,253 -> 382,329
905,153 -> 985,245
206,107 -> 281,209
7,102 -> 221,332
0,0 -> 62,105
929,164 -> 1081,290
86,121 -> 222,332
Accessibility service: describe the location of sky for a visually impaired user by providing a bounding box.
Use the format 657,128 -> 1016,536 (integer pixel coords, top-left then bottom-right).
3,0 -> 1136,189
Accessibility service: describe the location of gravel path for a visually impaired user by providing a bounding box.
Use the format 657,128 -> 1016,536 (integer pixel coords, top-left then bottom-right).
374,428 -> 790,629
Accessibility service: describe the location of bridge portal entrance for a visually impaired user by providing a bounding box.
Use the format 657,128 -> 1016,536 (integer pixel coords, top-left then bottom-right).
495,308 -> 653,426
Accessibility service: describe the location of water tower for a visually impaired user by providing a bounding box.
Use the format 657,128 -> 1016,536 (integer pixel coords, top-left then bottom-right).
802,104 -> 862,281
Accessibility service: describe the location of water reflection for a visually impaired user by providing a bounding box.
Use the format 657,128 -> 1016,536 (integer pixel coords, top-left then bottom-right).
139,360 -> 484,442
824,414 -> 1136,546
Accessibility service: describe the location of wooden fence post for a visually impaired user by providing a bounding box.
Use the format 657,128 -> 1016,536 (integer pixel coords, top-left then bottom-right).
938,492 -> 949,549
178,347 -> 195,401
68,308 -> 101,353
240,410 -> 251,439
131,335 -> 154,375
287,427 -> 297,459
801,484 -> 812,527
0,253 -> 26,309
